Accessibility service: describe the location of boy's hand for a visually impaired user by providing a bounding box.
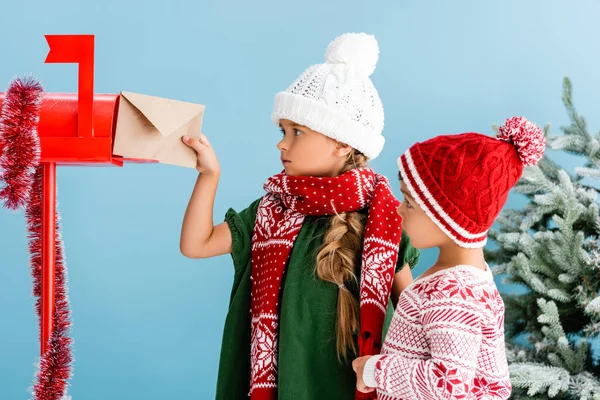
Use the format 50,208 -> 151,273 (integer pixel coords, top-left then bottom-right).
182,133 -> 220,175
352,356 -> 375,394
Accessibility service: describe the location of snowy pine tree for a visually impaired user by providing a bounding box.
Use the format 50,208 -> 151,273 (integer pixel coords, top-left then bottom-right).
486,78 -> 600,399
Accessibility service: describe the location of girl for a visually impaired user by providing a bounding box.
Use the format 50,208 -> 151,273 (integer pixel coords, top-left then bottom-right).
180,33 -> 420,400
353,116 -> 546,399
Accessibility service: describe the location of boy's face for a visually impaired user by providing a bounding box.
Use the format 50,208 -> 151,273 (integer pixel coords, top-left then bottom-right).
277,119 -> 352,177
397,180 -> 449,249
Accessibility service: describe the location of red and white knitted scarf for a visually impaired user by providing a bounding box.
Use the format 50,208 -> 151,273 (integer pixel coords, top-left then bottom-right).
249,167 -> 402,400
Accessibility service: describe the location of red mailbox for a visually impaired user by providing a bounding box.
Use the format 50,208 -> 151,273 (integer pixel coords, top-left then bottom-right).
0,93 -> 122,164
0,35 -> 155,359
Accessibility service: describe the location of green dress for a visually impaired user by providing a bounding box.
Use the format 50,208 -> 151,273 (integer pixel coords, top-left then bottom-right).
216,198 -> 420,399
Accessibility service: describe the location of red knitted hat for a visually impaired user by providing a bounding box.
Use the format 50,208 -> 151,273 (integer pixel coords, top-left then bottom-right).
397,116 -> 546,248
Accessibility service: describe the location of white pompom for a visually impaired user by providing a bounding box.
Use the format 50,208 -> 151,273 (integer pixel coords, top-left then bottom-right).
325,33 -> 379,77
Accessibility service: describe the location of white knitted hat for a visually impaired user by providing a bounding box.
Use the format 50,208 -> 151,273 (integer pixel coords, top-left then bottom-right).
272,33 -> 385,160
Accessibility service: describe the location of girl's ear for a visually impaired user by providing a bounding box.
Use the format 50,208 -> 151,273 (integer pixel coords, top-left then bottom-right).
334,141 -> 353,158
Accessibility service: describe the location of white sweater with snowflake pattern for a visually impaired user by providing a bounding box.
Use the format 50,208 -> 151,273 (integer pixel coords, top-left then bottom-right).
363,265 -> 512,399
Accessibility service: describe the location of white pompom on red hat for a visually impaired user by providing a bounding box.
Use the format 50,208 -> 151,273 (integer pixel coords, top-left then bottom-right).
497,116 -> 546,166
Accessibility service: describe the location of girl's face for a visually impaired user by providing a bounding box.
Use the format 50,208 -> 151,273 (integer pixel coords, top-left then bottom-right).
397,179 -> 449,249
277,119 -> 353,177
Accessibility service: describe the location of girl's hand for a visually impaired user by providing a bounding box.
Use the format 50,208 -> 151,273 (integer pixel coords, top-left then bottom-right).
352,356 -> 376,394
182,133 -> 220,175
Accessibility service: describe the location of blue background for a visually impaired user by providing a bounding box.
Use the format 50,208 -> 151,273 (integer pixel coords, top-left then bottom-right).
1,0 -> 599,398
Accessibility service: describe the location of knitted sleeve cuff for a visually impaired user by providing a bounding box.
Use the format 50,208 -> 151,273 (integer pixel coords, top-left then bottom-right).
363,355 -> 383,388
224,208 -> 250,272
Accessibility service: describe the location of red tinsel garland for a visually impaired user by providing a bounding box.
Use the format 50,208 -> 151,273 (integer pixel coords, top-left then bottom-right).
0,77 -> 73,399
0,77 -> 42,209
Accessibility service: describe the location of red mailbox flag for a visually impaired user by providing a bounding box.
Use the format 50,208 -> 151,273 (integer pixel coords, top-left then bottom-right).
45,35 -> 94,140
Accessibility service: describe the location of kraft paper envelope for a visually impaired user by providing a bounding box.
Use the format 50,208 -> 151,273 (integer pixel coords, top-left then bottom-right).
113,91 -> 205,168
